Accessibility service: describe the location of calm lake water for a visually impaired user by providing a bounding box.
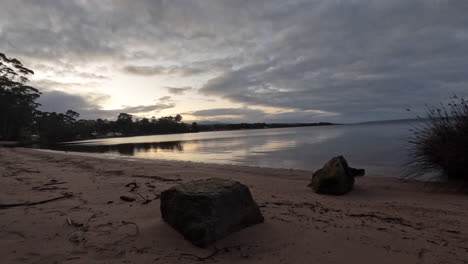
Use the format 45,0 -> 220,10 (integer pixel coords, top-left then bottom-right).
48,120 -> 415,178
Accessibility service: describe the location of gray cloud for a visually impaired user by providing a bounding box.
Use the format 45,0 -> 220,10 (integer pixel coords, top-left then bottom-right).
197,0 -> 468,122
190,108 -> 265,117
187,107 -> 337,123
38,90 -> 174,120
31,79 -> 100,91
123,65 -> 206,77
166,86 -> 192,95
122,66 -> 167,76
2,0 -> 468,122
32,63 -> 109,80
158,96 -> 172,102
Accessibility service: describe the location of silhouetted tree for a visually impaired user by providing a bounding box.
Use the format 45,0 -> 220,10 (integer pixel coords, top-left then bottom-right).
175,114 -> 182,123
137,118 -> 152,134
116,113 -> 133,135
65,110 -> 80,122
0,52 -> 41,140
191,122 -> 199,132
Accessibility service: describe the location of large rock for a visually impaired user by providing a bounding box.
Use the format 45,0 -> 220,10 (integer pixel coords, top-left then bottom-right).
160,178 -> 264,247
308,156 -> 365,195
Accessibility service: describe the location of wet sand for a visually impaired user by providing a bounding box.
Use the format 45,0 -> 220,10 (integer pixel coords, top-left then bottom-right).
0,147 -> 467,263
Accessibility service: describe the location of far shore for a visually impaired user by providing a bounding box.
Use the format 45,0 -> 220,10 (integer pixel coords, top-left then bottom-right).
0,147 -> 467,263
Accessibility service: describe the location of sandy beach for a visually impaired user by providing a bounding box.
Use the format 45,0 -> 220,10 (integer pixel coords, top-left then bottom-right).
0,147 -> 467,264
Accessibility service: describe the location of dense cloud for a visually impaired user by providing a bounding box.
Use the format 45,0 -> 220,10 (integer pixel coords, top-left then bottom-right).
2,0 -> 468,122
38,90 -> 174,120
200,0 -> 468,121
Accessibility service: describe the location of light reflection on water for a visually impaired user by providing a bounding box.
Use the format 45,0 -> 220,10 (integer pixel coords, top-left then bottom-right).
53,121 -> 414,177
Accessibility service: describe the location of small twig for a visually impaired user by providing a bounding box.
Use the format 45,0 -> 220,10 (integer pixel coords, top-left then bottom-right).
136,193 -> 152,204
44,181 -> 67,186
110,221 -> 140,245
180,246 -> 241,261
84,214 -> 97,226
0,193 -> 73,209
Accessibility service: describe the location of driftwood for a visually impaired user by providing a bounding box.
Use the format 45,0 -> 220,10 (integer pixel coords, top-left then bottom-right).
0,193 -> 73,209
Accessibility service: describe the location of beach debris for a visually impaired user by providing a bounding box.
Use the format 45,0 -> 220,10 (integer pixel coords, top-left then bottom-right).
308,156 -> 365,195
125,182 -> 139,192
160,178 -> 264,247
0,192 -> 74,209
135,193 -> 152,204
32,179 -> 68,191
120,196 -> 136,202
66,217 -> 84,228
349,167 -> 365,177
145,182 -> 156,189
132,174 -> 182,182
124,181 -> 154,204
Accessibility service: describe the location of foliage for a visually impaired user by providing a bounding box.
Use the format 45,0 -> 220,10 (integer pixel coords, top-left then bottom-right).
35,111 -> 79,142
32,112 -> 190,143
116,113 -> 134,135
405,95 -> 468,182
0,53 -> 41,140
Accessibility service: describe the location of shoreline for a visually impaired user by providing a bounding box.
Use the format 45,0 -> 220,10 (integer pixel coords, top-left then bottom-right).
1,147 -> 467,263
34,147 -> 408,181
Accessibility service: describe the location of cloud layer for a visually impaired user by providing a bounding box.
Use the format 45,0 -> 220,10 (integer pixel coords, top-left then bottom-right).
38,90 -> 174,120
2,0 -> 468,122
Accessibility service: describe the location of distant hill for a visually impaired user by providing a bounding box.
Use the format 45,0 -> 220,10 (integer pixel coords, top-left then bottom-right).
194,122 -> 336,132
350,118 -> 422,125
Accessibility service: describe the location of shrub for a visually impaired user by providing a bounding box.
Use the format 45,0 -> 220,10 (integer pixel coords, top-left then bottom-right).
405,95 -> 468,182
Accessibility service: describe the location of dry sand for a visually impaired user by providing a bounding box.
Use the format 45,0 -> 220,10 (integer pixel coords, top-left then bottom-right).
0,147 -> 467,264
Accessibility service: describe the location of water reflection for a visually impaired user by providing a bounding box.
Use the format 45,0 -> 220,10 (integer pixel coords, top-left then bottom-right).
55,141 -> 185,156
47,122 -> 415,177
55,126 -> 344,164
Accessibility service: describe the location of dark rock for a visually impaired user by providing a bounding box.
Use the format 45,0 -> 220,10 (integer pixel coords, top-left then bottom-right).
308,156 -> 365,195
160,178 -> 264,247
349,167 -> 365,177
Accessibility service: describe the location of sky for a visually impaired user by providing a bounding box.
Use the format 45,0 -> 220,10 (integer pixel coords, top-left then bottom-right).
1,0 -> 467,123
